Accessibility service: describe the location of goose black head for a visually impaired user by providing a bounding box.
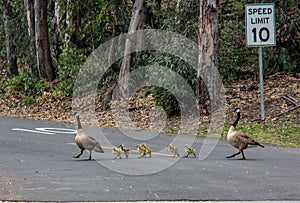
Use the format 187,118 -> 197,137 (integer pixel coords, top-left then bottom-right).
73,111 -> 79,117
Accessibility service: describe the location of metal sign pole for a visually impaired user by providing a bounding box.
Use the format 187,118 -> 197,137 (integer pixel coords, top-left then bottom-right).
258,46 -> 265,120
246,3 -> 276,121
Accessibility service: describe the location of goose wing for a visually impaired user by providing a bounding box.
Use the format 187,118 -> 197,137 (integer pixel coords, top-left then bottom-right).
79,131 -> 101,149
235,131 -> 262,146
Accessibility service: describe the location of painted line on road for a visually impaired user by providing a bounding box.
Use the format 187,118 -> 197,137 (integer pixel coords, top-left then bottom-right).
12,127 -> 76,135
12,128 -> 55,135
36,128 -> 76,134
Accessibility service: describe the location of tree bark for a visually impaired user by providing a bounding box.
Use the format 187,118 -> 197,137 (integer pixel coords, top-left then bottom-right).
53,0 -> 62,60
24,0 -> 37,75
3,0 -> 18,77
34,0 -> 55,81
118,0 -> 148,97
64,0 -> 74,45
24,0 -> 36,54
197,0 -> 219,113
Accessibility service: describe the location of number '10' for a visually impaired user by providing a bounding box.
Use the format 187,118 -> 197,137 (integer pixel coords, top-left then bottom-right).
252,27 -> 270,42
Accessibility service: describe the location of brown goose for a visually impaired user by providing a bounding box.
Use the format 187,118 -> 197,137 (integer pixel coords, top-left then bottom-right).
73,112 -> 104,160
226,108 -> 264,160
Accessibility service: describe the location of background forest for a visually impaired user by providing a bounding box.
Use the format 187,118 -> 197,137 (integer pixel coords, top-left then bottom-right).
0,0 -> 299,145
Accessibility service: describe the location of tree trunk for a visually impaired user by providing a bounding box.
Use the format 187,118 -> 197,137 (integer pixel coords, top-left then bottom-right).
64,0 -> 74,45
3,0 -> 18,77
34,0 -> 55,81
197,0 -> 219,114
118,0 -> 148,97
53,0 -> 62,60
24,0 -> 36,54
24,0 -> 37,75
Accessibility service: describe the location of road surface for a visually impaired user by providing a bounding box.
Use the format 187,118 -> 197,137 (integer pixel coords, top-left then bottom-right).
0,116 -> 299,201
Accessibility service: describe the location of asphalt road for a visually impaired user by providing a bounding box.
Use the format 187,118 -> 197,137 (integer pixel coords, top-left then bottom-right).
0,116 -> 300,201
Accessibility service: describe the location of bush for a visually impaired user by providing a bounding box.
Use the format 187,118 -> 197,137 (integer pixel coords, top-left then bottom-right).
6,71 -> 51,95
57,45 -> 86,97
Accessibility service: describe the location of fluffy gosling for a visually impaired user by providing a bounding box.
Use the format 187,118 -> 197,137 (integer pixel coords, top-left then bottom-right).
119,144 -> 131,158
167,144 -> 180,157
136,144 -> 147,158
184,144 -> 196,158
112,147 -> 123,159
73,112 -> 104,160
142,143 -> 152,158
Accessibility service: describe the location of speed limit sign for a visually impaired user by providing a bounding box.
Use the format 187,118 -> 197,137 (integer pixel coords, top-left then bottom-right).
246,3 -> 276,46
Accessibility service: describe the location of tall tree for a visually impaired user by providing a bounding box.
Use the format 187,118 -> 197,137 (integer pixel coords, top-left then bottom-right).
24,0 -> 35,54
34,0 -> 55,81
3,0 -> 18,77
53,0 -> 62,60
197,0 -> 219,113
118,0 -> 150,97
24,0 -> 37,75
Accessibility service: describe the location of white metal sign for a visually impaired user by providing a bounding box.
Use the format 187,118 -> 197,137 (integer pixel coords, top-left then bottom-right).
246,3 -> 276,46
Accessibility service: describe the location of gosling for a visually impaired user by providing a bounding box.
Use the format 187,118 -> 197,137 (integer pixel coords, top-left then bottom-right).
119,144 -> 131,158
167,144 -> 180,157
73,112 -> 104,160
142,143 -> 152,158
112,147 -> 123,159
184,144 -> 196,158
136,144 -> 147,158
226,108 -> 264,160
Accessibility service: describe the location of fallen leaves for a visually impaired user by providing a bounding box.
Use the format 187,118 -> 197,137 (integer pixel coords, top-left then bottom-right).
0,73 -> 299,133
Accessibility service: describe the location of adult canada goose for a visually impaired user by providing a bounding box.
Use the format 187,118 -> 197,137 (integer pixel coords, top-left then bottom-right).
119,144 -> 131,158
226,108 -> 264,160
184,144 -> 196,158
73,112 -> 104,160
167,144 -> 180,157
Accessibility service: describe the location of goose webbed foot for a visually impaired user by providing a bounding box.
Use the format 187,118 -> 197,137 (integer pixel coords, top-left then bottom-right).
226,151 -> 241,159
73,149 -> 84,158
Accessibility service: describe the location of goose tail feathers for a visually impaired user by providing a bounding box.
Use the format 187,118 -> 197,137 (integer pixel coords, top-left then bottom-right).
94,144 -> 104,153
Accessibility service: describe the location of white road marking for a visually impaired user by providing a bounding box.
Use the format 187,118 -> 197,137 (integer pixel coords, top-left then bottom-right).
35,127 -> 76,134
12,127 -> 76,135
12,128 -> 55,135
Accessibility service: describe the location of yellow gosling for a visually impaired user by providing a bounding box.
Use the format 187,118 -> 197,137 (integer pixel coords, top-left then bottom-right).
167,144 -> 180,157
119,144 -> 131,158
184,144 -> 196,158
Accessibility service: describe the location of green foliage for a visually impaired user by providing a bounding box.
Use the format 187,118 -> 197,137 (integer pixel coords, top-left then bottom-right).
218,0 -> 300,82
147,0 -> 199,40
0,1 -> 33,68
56,45 -> 85,97
147,86 -> 180,117
6,72 -> 51,95
22,95 -> 36,106
264,0 -> 300,73
130,51 -> 197,117
218,0 -> 257,82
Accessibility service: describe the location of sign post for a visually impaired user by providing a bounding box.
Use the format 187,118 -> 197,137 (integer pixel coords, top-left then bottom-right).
246,3 -> 276,121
